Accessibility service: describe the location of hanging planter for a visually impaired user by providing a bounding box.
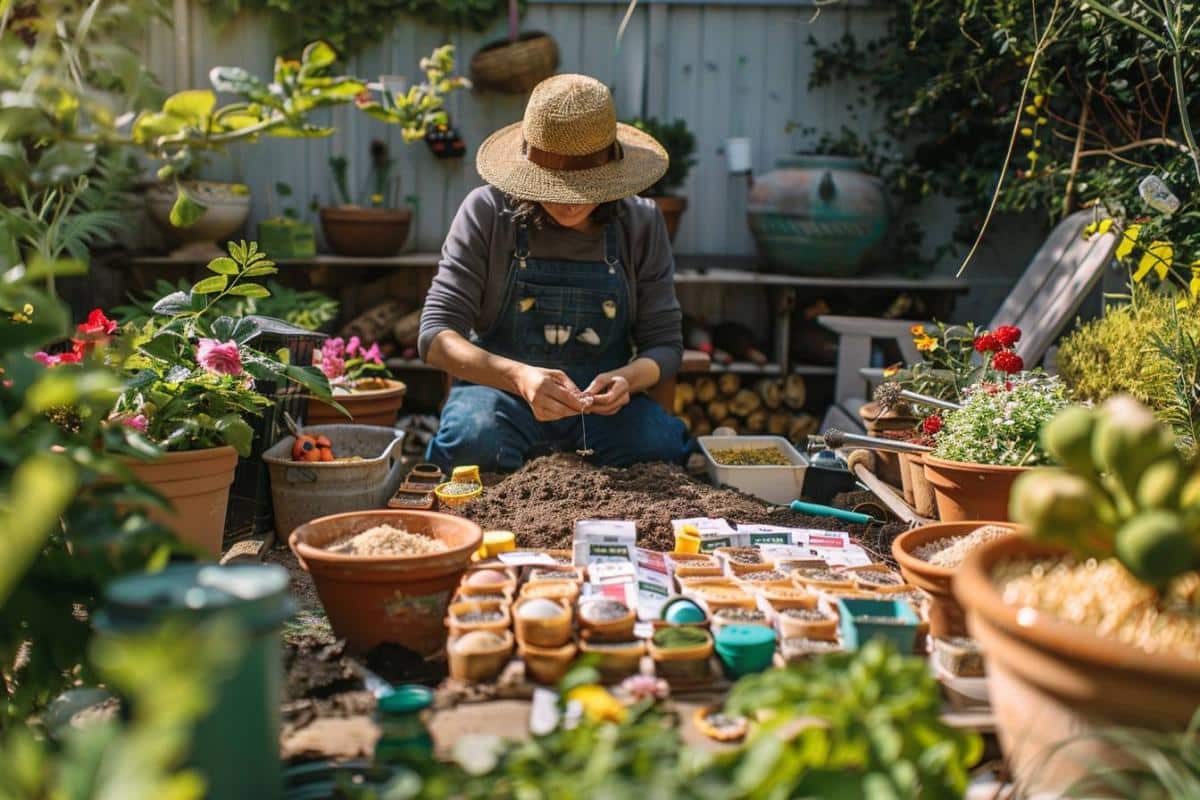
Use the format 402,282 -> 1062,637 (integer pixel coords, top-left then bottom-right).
470,0 -> 558,94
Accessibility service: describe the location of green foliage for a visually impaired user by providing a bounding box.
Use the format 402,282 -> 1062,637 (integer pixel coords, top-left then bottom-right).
113,242 -> 339,456
932,373 -> 1071,466
720,641 -> 982,799
203,0 -> 518,56
884,321 -> 994,403
1013,395 -> 1200,588
115,278 -> 339,332
0,619 -> 243,800
806,0 -> 1200,267
629,118 -> 697,196
1058,288 -> 1200,449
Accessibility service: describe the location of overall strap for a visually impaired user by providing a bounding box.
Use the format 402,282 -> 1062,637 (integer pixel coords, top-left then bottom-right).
514,225 -> 531,269
601,222 -> 620,274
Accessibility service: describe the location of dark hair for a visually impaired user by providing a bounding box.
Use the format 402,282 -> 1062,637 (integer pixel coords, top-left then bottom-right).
503,194 -> 622,229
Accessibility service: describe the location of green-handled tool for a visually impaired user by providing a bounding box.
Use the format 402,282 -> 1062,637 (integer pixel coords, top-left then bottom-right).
790,500 -> 876,525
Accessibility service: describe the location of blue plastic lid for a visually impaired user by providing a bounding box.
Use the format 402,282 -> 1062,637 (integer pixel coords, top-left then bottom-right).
378,684 -> 433,714
661,596 -> 706,624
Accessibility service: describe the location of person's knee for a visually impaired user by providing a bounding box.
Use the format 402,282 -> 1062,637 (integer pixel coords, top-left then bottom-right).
606,399 -> 687,465
428,388 -> 527,472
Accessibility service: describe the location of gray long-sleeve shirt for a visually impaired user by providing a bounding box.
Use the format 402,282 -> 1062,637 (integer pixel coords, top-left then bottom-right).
418,185 -> 684,380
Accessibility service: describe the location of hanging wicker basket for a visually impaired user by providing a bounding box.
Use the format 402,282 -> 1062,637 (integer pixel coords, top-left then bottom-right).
470,31 -> 559,95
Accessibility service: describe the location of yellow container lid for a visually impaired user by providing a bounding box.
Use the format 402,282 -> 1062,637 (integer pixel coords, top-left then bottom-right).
482,530 -> 516,557
451,465 -> 482,485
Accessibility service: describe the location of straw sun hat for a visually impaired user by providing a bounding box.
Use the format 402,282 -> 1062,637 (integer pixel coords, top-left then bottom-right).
476,74 -> 668,205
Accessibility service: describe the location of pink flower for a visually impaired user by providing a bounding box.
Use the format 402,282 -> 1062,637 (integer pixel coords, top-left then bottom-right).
319,353 -> 345,380
361,342 -> 383,364
321,338 -> 345,362
345,335 -> 361,357
196,338 -> 243,376
618,674 -> 669,703
122,414 -> 149,433
34,350 -> 82,367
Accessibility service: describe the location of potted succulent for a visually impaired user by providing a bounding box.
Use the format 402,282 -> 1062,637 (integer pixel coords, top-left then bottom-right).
629,117 -> 697,242
920,371 -> 1070,521
106,241 -> 338,555
307,334 -> 406,427
955,396 -> 1200,794
257,181 -> 316,258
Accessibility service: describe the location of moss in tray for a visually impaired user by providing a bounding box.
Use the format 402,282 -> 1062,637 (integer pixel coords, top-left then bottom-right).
652,626 -> 709,649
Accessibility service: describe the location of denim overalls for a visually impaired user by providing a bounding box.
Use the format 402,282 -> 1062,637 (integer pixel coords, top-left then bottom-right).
427,222 -> 688,472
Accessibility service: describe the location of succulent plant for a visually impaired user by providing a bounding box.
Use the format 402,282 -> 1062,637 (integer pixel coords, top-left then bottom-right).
1010,395 -> 1200,588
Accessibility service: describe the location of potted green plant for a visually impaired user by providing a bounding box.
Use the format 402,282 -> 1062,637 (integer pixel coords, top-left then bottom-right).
107,241 -> 338,555
145,176 -> 252,260
955,396 -> 1200,794
921,371 -> 1070,521
306,334 -> 406,426
629,117 -> 696,242
257,181 -> 316,258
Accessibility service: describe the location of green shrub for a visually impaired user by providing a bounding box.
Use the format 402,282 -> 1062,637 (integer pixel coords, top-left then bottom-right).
932,373 -> 1070,466
1058,291 -> 1191,408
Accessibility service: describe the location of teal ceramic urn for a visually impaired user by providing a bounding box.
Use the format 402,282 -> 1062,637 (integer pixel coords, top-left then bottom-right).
747,155 -> 889,276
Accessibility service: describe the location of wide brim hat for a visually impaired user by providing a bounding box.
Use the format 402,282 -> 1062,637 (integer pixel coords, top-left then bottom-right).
476,73 -> 668,205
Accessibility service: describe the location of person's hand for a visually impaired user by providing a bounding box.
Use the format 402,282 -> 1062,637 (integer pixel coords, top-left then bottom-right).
516,365 -> 586,421
583,372 -> 631,416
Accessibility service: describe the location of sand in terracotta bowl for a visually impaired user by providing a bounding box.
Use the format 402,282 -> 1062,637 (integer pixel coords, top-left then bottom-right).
325,524 -> 448,557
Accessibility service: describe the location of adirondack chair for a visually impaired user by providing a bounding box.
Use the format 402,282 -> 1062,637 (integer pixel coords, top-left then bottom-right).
817,210 -> 1118,433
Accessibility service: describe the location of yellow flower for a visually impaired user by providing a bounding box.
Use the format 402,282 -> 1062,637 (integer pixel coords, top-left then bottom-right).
1082,218 -> 1114,240
909,324 -> 926,337
914,334 -> 939,353
1190,263 -> 1200,301
1037,116 -> 1048,125
1133,240 -> 1173,283
1115,224 -> 1142,261
370,193 -> 385,205
1027,151 -> 1039,163
567,685 -> 627,724
1033,94 -> 1045,108
882,363 -> 902,378
1025,104 -> 1038,116
1020,127 -> 1034,137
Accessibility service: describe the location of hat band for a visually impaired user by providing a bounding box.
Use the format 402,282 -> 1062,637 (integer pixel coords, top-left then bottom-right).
523,139 -> 623,171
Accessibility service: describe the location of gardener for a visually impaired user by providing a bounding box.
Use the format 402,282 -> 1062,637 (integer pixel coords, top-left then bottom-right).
419,74 -> 688,472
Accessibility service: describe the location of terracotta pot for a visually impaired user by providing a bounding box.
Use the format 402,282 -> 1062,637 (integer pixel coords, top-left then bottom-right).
289,509 -> 482,654
318,206 -> 412,257
908,454 -> 938,517
306,379 -> 407,428
896,451 -> 915,506
955,534 -> 1200,794
647,195 -> 687,242
892,520 -> 1013,637
123,446 -> 238,557
145,181 -> 251,260
922,454 -> 1028,522
858,401 -> 919,488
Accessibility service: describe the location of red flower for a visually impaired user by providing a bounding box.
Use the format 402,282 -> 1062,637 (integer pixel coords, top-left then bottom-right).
992,350 -> 1024,374
922,415 -> 943,435
994,325 -> 1022,347
76,308 -> 118,337
33,350 -> 83,367
973,333 -> 1000,353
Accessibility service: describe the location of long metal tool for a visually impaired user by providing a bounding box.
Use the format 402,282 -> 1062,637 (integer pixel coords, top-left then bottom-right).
811,429 -> 934,455
898,389 -> 961,412
847,452 -> 930,528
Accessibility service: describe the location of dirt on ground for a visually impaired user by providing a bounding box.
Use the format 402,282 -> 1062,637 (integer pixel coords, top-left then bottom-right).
458,454 -> 904,557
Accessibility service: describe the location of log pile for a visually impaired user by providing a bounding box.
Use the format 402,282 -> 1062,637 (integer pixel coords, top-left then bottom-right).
674,373 -> 818,445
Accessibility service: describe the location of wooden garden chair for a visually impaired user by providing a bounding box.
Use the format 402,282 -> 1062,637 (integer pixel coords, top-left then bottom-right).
817,210 -> 1118,433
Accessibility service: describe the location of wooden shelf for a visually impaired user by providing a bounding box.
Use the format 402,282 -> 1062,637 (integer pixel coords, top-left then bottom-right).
673,265 -> 968,291
129,252 -> 441,269
708,361 -> 783,375
792,364 -> 837,376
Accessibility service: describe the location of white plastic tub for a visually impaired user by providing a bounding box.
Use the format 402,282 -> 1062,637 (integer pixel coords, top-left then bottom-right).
697,434 -> 809,506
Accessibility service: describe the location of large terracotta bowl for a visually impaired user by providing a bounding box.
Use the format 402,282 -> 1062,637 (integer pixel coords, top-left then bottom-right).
289,509 -> 482,654
891,520 -> 1015,637
922,454 -> 1029,521
319,206 -> 412,257
955,534 -> 1200,793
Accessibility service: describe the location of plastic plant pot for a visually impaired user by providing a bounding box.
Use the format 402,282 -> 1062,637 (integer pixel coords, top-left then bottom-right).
447,630 -> 514,682
446,600 -> 511,637
578,639 -> 646,684
519,640 -> 578,685
577,597 -> 636,642
513,597 -> 573,648
835,597 -> 920,651
94,564 -> 294,800
714,624 -> 777,678
518,579 -> 581,604
649,627 -> 715,683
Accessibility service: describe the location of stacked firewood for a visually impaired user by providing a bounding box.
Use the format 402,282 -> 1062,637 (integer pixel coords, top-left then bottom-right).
674,373 -> 818,444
